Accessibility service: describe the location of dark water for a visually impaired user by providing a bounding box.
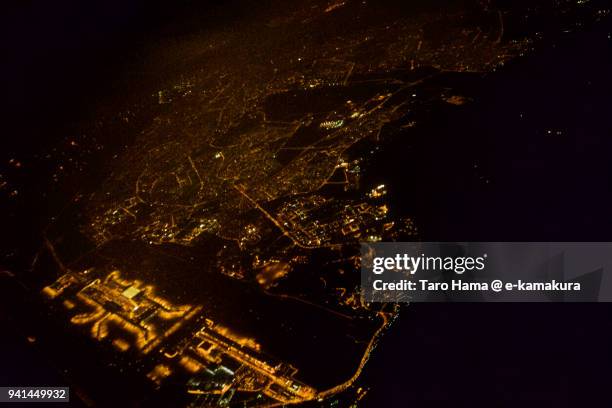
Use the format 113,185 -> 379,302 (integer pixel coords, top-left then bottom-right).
362,303 -> 612,407
363,22 -> 612,242
360,20 -> 612,408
